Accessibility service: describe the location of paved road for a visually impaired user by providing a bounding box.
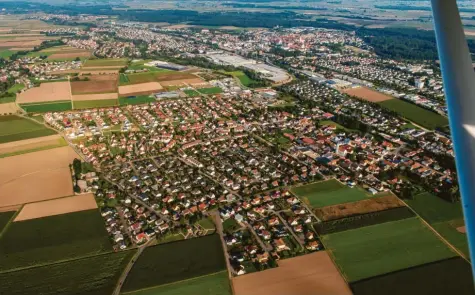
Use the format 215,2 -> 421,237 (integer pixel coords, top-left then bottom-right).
244,222 -> 273,252
272,210 -> 305,249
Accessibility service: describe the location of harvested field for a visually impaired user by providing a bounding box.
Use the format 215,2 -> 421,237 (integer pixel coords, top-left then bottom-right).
80,69 -> 119,75
232,251 -> 352,295
17,81 -> 71,104
118,82 -> 163,96
14,194 -> 97,221
0,134 -> 66,157
48,51 -> 91,60
0,40 -> 42,48
343,86 -> 393,102
71,80 -> 118,95
72,93 -> 118,101
47,69 -> 80,75
315,194 -> 404,221
0,146 -> 78,207
0,102 -> 19,114
124,71 -> 200,85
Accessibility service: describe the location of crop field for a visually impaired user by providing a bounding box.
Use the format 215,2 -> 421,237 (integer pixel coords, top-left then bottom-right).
0,115 -> 56,144
0,209 -> 112,271
73,99 -> 118,109
0,146 -> 78,207
119,95 -> 156,106
432,220 -> 469,258
350,257 -> 474,295
20,101 -> 73,113
291,179 -> 369,208
0,135 -> 66,158
222,71 -> 256,87
0,96 -> 15,104
232,251 -> 352,295
124,271 -> 231,295
83,58 -> 128,67
378,99 -> 449,130
321,218 -> 457,282
17,81 -> 71,104
343,86 -> 393,102
315,194 -> 404,221
118,82 -> 163,96
406,192 -> 463,224
0,49 -> 15,59
314,206 -> 415,235
184,89 -> 200,97
0,211 -> 15,233
71,80 -> 118,95
14,194 -> 98,221
122,71 -> 199,85
0,250 -> 134,295
198,87 -> 223,94
122,234 -> 226,293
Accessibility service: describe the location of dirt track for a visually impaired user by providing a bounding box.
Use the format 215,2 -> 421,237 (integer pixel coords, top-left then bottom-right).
14,194 -> 97,221
232,251 -> 352,295
0,146 -> 78,207
343,86 -> 393,102
17,81 -> 72,103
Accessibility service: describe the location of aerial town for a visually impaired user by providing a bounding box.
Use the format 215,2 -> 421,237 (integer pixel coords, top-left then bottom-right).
0,4 -> 473,295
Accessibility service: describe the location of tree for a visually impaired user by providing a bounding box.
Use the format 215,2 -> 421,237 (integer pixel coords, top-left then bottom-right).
72,158 -> 82,178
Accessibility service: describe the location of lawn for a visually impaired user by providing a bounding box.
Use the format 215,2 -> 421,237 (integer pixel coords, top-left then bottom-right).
197,217 -> 215,231
122,234 -> 226,293
74,99 -> 118,109
0,209 -> 112,271
157,233 -> 184,245
222,71 -> 256,87
198,87 -> 223,95
20,101 -> 73,113
7,83 -> 24,94
0,211 -> 15,235
378,99 -> 449,130
0,250 -> 135,295
321,217 -> 457,282
122,271 -> 231,295
119,95 -> 156,106
0,115 -> 57,143
350,257 -> 474,295
183,89 -> 200,97
83,58 -> 128,67
223,218 -> 240,233
0,49 -> 16,59
405,193 -> 463,224
119,73 -> 130,84
291,179 -> 369,208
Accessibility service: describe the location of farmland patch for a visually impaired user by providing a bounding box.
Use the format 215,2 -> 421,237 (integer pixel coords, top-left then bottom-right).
20,101 -> 73,113
0,135 -> 66,158
17,81 -> 71,104
343,86 -> 393,102
0,115 -> 56,144
73,99 -> 118,109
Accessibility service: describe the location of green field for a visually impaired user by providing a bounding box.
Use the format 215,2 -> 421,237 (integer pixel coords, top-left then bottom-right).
123,271 -> 231,295
119,95 -> 156,106
0,209 -> 112,271
405,193 -> 463,224
120,71 -> 178,85
0,211 -> 15,235
74,99 -> 118,109
0,137 -> 67,158
432,219 -> 470,259
0,115 -> 56,143
378,99 -> 449,130
7,83 -> 24,94
291,179 -> 369,208
183,89 -> 200,97
0,250 -> 134,295
122,234 -> 226,293
0,49 -> 16,59
0,96 -> 16,104
197,217 -> 215,231
322,218 -> 457,282
83,58 -> 128,67
20,101 -> 73,113
119,73 -> 130,84
222,71 -> 256,87
197,87 -> 223,95
350,257 -> 474,295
